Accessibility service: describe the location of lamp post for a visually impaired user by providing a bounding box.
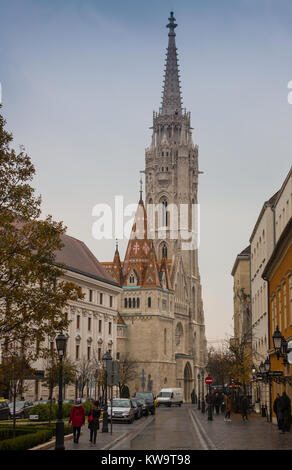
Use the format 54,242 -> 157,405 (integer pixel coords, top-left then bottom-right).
201,369 -> 205,413
197,373 -> 201,410
102,351 -> 112,433
206,363 -> 213,421
55,332 -> 67,451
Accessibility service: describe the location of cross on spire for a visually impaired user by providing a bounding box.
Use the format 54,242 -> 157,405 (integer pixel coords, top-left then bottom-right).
167,11 -> 177,36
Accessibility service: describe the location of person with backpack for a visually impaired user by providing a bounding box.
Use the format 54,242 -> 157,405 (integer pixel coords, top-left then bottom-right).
88,400 -> 101,446
69,398 -> 85,444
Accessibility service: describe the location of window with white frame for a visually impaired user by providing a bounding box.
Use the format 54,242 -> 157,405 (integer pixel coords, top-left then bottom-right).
278,289 -> 282,331
283,282 -> 287,330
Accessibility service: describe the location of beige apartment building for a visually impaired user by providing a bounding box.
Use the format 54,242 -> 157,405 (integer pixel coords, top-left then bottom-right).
24,234 -> 121,401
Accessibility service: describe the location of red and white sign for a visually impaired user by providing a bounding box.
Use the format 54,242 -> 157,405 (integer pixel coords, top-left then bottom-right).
205,376 -> 213,385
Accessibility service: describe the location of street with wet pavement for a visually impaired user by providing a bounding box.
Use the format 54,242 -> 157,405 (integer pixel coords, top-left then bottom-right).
46,404 -> 292,451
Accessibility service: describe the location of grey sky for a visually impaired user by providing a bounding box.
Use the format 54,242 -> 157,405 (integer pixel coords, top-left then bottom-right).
0,0 -> 292,343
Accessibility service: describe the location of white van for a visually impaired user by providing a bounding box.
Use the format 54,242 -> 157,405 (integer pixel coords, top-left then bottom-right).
157,388 -> 183,407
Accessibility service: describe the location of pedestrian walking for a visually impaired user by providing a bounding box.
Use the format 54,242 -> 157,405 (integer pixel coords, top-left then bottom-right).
214,393 -> 221,415
241,394 -> 248,422
279,392 -> 291,434
273,393 -> 281,429
224,393 -> 232,422
88,400 -> 101,447
69,398 -> 85,444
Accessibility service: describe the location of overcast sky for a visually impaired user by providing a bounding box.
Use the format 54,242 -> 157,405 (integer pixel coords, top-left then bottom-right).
0,0 -> 292,344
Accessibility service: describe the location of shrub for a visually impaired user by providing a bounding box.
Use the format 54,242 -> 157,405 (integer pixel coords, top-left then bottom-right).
0,429 -> 53,451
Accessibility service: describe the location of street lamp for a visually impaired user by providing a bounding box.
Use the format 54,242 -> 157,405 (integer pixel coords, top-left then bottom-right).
197,373 -> 201,410
55,332 -> 67,451
206,363 -> 213,421
259,361 -> 265,374
272,325 -> 283,353
264,357 -> 271,373
201,369 -> 205,413
272,326 -> 292,364
102,351 -> 112,433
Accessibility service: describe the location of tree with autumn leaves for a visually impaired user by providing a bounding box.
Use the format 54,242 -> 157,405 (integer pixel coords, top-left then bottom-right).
0,106 -> 83,389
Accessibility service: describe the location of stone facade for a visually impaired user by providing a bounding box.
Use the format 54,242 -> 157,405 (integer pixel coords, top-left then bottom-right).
103,12 -> 207,401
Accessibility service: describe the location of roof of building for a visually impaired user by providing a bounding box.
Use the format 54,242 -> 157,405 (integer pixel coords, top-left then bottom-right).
102,197 -> 173,291
231,245 -> 251,276
54,233 -> 119,287
273,165 -> 292,208
249,190 -> 280,243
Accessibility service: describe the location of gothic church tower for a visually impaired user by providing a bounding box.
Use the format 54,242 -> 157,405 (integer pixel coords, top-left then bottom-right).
103,12 -> 207,401
144,12 -> 207,388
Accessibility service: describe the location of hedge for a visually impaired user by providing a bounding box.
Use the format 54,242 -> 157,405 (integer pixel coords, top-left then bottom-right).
29,401 -> 93,421
0,423 -> 73,450
0,429 -> 54,451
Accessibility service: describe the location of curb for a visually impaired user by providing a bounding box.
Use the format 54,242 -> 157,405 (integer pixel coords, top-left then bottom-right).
29,432 -> 74,451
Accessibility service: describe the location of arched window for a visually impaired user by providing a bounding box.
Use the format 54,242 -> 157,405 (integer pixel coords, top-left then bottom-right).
124,298 -> 128,308
161,243 -> 168,259
175,322 -> 183,346
137,298 -> 140,308
148,297 -> 151,308
129,274 -> 135,284
129,298 -> 132,308
133,298 -> 136,308
161,199 -> 168,226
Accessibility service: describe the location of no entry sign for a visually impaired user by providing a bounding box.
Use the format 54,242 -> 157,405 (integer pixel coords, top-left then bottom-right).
205,376 -> 213,385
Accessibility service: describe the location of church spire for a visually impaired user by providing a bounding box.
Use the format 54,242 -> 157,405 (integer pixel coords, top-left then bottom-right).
161,12 -> 182,115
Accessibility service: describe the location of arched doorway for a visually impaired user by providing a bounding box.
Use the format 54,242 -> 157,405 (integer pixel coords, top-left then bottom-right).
184,362 -> 192,402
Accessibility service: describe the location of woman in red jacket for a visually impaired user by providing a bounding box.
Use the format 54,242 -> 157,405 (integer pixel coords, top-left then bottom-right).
69,398 -> 85,443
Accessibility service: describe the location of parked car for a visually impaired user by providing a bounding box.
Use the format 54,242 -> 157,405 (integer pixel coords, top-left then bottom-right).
134,397 -> 150,416
131,398 -> 143,419
157,388 -> 183,407
133,392 -> 156,415
0,401 -> 10,420
8,401 -> 34,419
107,398 -> 135,424
33,400 -> 50,405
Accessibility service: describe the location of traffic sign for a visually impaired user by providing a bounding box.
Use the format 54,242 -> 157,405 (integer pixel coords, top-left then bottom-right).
205,376 -> 213,385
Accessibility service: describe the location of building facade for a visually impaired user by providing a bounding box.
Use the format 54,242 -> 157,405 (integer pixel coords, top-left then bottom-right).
231,246 -> 251,346
262,166 -> 292,424
24,234 -> 121,401
103,12 -> 207,401
249,192 -> 278,409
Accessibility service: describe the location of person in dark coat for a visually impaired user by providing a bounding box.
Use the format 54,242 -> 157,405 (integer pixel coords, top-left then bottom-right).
69,398 -> 85,443
280,392 -> 291,434
273,393 -> 281,429
241,394 -> 248,422
214,393 -> 221,415
88,400 -> 101,446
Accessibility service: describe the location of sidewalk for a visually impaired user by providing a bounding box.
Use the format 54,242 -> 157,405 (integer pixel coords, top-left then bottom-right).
42,422 -> 129,451
192,407 -> 292,450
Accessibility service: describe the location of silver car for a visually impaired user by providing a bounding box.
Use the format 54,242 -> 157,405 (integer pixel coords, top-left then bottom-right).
107,398 -> 135,424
